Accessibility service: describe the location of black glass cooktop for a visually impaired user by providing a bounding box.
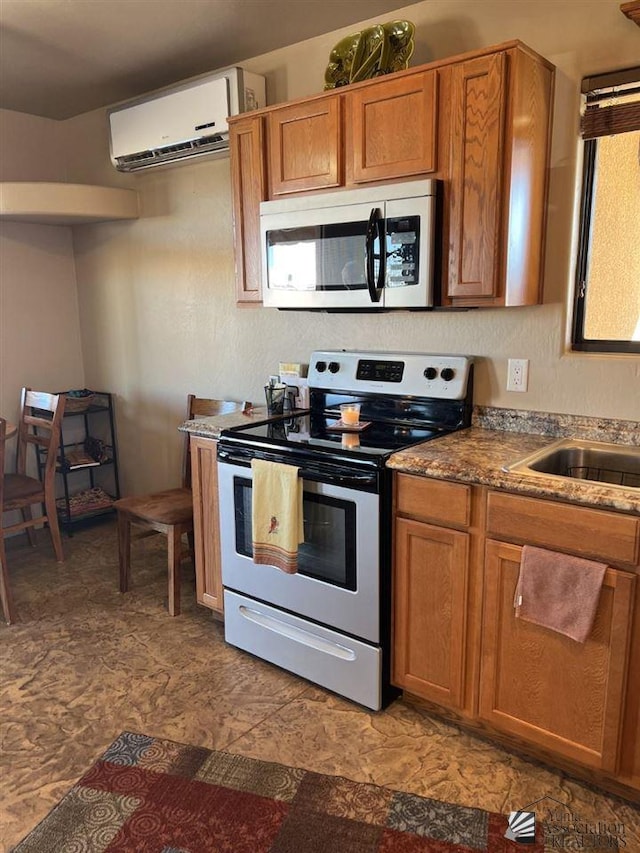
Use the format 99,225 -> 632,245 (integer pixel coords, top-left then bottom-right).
221,412 -> 445,459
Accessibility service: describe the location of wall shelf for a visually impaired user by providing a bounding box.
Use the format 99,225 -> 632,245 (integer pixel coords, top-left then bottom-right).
0,182 -> 139,224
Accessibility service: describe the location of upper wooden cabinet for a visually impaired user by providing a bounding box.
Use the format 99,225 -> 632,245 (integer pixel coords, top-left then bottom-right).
228,40 -> 555,308
445,47 -> 554,307
229,114 -> 267,303
268,96 -> 342,195
346,70 -> 437,183
446,53 -> 506,303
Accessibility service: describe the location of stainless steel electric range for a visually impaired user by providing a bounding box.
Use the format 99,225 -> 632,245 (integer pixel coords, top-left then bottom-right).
217,350 -> 474,710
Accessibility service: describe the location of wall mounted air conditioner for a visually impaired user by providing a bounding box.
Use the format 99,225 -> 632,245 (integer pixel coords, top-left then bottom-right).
108,67 -> 266,172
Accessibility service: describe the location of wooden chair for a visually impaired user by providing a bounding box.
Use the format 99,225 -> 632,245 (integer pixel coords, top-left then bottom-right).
0,418 -> 15,624
1,390 -> 66,624
114,395 -> 244,616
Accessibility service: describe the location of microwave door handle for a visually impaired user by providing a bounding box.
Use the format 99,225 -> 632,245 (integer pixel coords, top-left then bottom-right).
365,207 -> 384,303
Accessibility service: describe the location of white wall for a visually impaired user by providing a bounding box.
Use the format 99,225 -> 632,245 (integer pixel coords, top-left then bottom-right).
0,109 -> 85,429
0,108 -> 67,182
4,0 -> 639,496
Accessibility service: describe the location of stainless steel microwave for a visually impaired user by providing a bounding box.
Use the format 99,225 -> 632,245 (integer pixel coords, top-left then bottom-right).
259,179 -> 438,310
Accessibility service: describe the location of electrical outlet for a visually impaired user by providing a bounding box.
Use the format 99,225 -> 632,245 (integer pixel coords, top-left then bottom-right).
507,358 -> 529,392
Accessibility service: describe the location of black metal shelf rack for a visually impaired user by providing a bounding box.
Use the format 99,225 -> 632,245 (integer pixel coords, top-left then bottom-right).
37,391 -> 121,533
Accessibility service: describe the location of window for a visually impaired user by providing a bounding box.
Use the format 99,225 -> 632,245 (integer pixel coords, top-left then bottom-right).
571,66 -> 640,353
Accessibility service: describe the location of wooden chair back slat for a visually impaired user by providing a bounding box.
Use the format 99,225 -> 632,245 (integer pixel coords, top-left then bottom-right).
189,398 -> 243,418
23,414 -> 54,431
24,390 -> 60,410
15,387 -> 65,481
24,434 -> 50,448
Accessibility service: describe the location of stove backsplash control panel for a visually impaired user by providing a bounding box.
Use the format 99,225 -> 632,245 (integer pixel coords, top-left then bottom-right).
308,350 -> 474,401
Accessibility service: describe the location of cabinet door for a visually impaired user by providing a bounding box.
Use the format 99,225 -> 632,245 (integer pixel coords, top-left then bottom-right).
393,517 -> 469,709
347,70 -> 437,184
447,52 -> 506,302
190,436 -> 223,614
229,114 -> 267,303
268,96 -> 342,195
480,540 -> 635,771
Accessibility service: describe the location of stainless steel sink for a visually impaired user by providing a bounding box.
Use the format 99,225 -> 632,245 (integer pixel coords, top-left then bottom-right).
503,438 -> 640,490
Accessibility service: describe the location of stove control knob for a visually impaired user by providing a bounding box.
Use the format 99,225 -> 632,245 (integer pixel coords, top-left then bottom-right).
441,367 -> 456,382
328,361 -> 340,374
316,360 -> 327,373
423,367 -> 438,380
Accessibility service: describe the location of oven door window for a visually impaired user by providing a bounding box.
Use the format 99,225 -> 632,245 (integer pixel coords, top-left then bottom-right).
233,477 -> 357,590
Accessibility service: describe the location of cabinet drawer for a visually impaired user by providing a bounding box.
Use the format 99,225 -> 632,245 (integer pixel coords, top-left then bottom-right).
396,473 -> 470,528
486,491 -> 639,565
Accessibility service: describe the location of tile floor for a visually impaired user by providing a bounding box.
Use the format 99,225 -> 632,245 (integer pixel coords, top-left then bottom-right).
1,521 -> 638,852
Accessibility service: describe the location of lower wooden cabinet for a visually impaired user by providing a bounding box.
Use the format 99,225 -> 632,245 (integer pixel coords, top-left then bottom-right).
393,517 -> 469,709
190,435 -> 223,614
479,539 -> 635,772
392,472 -> 640,797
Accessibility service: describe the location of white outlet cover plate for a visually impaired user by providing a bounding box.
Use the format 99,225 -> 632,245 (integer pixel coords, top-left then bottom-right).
507,358 -> 529,392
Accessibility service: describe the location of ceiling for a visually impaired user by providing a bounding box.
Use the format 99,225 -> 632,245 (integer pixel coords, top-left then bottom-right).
0,0 -> 417,120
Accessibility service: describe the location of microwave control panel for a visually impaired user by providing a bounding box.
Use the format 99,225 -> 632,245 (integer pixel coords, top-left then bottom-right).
386,216 -> 419,287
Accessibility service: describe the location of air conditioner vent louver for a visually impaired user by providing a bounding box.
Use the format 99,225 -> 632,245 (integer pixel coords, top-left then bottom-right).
108,67 -> 266,172
114,134 -> 227,171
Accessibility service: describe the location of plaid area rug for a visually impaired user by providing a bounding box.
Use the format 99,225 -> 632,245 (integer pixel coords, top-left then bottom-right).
14,731 -> 543,852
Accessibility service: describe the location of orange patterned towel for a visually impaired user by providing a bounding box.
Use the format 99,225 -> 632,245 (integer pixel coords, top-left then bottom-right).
515,545 -> 607,643
251,459 -> 304,573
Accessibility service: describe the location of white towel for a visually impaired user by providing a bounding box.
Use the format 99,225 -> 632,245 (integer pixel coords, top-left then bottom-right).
251,459 -> 304,573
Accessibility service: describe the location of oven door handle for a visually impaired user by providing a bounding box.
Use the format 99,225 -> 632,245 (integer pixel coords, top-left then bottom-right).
326,472 -> 376,487
218,448 -> 378,490
218,448 -> 255,466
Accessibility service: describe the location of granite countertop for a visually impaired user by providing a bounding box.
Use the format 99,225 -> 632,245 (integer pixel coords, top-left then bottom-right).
388,424 -> 640,516
178,405 -> 272,438
180,403 -> 639,515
